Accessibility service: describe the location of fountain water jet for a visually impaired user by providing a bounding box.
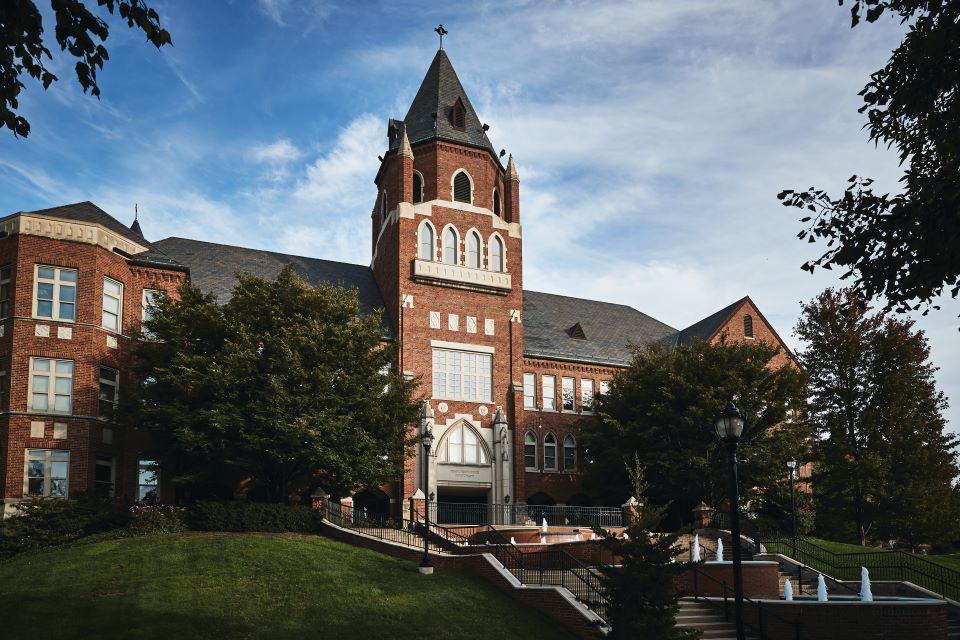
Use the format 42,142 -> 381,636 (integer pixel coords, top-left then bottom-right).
510,536 -> 516,545
541,517 -> 548,533
692,534 -> 702,562
715,538 -> 724,562
817,574 -> 828,601
784,578 -> 794,601
860,566 -> 873,602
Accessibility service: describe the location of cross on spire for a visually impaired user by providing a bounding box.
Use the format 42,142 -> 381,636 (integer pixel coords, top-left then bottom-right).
434,24 -> 448,50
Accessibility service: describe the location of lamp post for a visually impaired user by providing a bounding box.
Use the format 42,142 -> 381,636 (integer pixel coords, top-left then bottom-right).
419,403 -> 435,574
787,458 -> 798,560
715,400 -> 746,640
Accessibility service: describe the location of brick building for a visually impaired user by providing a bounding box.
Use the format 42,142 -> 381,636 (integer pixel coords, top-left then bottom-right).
0,48 -> 795,518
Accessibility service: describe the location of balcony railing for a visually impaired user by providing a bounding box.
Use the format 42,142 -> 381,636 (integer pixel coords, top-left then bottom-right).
429,501 -> 622,527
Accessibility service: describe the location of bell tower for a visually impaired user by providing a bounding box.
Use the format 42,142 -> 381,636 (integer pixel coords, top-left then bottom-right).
370,46 -> 525,512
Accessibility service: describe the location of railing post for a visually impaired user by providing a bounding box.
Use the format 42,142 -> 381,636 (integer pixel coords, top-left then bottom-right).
723,581 -> 729,621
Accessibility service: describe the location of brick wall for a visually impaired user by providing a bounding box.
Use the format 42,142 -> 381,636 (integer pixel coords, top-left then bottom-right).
676,562 -> 780,599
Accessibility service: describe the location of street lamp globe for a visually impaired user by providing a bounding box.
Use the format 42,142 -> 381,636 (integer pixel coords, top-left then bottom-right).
714,400 -> 746,443
422,428 -> 434,452
787,458 -> 797,472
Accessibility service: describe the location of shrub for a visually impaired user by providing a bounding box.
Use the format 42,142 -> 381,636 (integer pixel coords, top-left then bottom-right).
0,493 -> 128,558
127,504 -> 187,535
188,500 -> 323,533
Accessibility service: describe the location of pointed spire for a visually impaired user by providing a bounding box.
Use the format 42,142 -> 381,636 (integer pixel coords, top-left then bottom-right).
130,203 -> 143,237
506,154 -> 519,182
399,127 -> 413,159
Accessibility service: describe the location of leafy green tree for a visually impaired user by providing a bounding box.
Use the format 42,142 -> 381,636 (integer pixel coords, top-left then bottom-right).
124,266 -> 421,502
795,288 -> 959,544
1,0 -> 171,137
597,457 -> 696,640
580,338 -> 808,528
779,1 -> 960,320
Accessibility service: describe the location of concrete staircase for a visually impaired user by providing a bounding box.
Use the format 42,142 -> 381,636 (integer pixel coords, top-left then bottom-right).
676,598 -> 759,639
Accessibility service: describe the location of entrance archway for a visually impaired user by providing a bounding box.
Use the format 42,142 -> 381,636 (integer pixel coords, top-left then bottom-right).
352,487 -> 390,522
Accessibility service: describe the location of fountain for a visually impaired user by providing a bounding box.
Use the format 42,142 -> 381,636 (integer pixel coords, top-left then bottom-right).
622,532 -> 630,541
715,538 -> 724,562
817,574 -> 828,601
860,566 -> 873,602
591,532 -> 597,541
784,578 -> 794,601
541,517 -> 548,533
510,536 -> 517,545
692,534 -> 702,562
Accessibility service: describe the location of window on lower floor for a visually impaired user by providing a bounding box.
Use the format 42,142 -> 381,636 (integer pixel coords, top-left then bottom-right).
95,455 -> 115,498
99,366 -> 119,420
138,458 -> 159,503
25,449 -> 69,498
432,348 -> 492,402
564,435 -> 577,471
34,265 -> 76,321
543,433 -> 557,470
524,431 -> 537,470
523,373 -> 535,409
30,358 -> 73,414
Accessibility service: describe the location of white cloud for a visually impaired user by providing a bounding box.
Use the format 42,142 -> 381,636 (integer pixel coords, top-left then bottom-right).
252,138 -> 303,164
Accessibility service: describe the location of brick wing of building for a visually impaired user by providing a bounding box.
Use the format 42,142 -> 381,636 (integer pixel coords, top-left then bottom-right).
0,48 -> 796,518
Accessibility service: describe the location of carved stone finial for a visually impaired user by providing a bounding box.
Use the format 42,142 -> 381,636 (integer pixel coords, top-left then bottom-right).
506,154 -> 519,182
399,127 -> 414,159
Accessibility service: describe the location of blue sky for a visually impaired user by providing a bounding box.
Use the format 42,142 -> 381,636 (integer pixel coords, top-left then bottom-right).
2,0 -> 959,431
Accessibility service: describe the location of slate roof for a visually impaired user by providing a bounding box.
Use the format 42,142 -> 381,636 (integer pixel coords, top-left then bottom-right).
522,290 -> 679,367
391,49 -> 497,157
12,202 -> 185,270
673,297 -> 747,345
151,237 -> 395,339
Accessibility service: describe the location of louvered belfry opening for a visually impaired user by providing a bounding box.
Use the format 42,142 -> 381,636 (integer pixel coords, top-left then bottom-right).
452,98 -> 466,130
453,171 -> 471,203
743,314 -> 754,338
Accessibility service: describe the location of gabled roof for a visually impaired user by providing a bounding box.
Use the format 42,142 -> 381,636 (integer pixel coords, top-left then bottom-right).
674,297 -> 747,345
392,49 -> 497,157
522,290 -> 678,367
151,237 -> 395,339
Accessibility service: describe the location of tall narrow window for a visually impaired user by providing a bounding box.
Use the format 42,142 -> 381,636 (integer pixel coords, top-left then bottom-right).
95,455 -> 115,497
25,449 -> 69,497
142,289 -> 160,338
467,232 -> 481,268
0,265 -> 10,318
99,367 -> 119,420
542,375 -> 556,411
493,188 -> 502,217
453,171 -> 472,203
413,172 -> 424,203
380,192 -> 388,227
744,314 -> 754,338
581,379 -> 595,413
419,225 -> 435,261
102,277 -> 123,332
524,432 -> 537,470
30,358 -> 73,414
0,370 -> 7,411
490,236 -> 504,272
443,227 -> 458,264
600,380 -> 611,397
563,435 -> 577,471
562,377 -> 575,412
523,373 -> 536,409
34,266 -> 77,321
138,459 -> 159,503
544,434 -> 557,470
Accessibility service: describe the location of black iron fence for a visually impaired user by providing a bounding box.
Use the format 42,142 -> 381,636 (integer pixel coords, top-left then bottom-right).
431,501 -> 622,527
690,566 -> 801,640
324,500 -> 446,552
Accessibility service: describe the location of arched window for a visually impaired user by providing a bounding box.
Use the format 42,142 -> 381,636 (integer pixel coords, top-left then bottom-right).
439,423 -> 489,465
524,432 -> 537,470
744,314 -> 754,338
413,171 -> 424,204
453,171 -> 472,203
493,188 -> 502,217
452,98 -> 466,130
563,435 -> 576,471
443,227 -> 458,264
544,433 -> 557,470
467,231 -> 481,268
489,235 -> 504,272
419,224 -> 434,261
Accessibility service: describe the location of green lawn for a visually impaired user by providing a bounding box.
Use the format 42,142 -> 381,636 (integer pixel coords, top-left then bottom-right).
0,533 -> 575,640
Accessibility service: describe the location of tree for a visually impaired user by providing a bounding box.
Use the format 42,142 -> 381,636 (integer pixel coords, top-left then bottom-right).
596,457 -> 696,640
580,338 -> 808,528
795,288 -> 959,545
779,1 -> 960,319
124,266 -> 422,502
1,0 -> 171,137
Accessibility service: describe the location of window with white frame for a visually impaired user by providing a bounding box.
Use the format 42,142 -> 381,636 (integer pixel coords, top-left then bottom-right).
467,231 -> 481,268
34,266 -> 77,321
561,377 -> 575,412
600,380 -> 611,397
0,265 -> 10,318
138,458 -> 159,502
524,432 -> 537,470
419,224 -> 434,261
432,348 -> 492,402
439,423 -> 489,465
443,227 -> 458,264
581,378 -> 595,413
542,375 -> 556,411
102,277 -> 123,332
564,435 -> 577,471
30,358 -> 73,414
95,455 -> 115,497
543,433 -> 557,470
523,373 -> 536,409
98,367 -> 119,420
142,289 -> 161,338
490,236 -> 504,272
25,449 -> 69,498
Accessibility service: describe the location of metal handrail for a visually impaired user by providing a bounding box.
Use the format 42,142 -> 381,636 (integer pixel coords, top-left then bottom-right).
428,501 -> 623,527
690,564 -> 801,640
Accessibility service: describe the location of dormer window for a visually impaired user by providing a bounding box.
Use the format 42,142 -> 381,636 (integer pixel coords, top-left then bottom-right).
568,322 -> 586,340
452,98 -> 466,130
453,171 -> 472,203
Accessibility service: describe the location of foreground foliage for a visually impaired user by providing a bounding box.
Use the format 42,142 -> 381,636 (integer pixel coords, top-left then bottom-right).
0,533 -> 574,640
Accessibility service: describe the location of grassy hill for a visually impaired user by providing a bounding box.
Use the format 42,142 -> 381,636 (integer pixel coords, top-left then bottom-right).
0,532 -> 575,640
